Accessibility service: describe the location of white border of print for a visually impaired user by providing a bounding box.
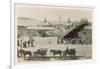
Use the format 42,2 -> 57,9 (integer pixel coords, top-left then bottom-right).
10,0 -> 95,69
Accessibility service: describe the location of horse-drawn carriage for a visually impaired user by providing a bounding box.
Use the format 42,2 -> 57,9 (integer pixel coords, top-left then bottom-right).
17,47 -> 76,60
50,47 -> 76,57
18,48 -> 48,60
33,48 -> 47,57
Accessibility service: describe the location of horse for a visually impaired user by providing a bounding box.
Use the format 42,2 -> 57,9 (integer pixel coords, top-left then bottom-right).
33,48 -> 47,57
50,49 -> 62,57
19,49 -> 32,60
63,47 -> 76,56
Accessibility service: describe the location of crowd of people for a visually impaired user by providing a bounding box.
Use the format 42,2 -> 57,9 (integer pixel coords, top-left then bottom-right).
63,38 -> 85,44
17,37 -> 35,48
57,36 -> 91,45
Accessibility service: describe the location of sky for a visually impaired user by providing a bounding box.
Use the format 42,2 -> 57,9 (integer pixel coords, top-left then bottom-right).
15,4 -> 93,22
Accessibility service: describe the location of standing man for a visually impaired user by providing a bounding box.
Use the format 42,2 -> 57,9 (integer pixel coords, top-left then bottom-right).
28,40 -> 30,47
57,36 -> 60,44
31,37 -> 35,47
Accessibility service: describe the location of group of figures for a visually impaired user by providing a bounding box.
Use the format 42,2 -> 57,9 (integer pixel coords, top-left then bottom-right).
57,37 -> 85,45
17,47 -> 76,60
64,38 -> 85,44
17,38 -> 34,48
